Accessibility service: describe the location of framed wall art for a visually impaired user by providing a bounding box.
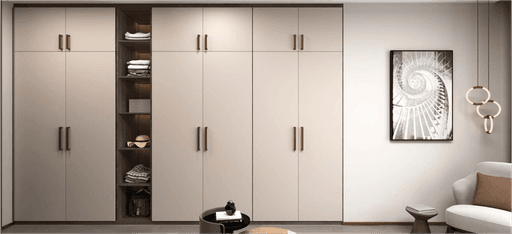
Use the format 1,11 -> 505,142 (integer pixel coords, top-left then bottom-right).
390,50 -> 453,141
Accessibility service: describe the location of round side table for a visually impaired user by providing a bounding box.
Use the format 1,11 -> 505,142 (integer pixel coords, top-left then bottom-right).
405,207 -> 438,233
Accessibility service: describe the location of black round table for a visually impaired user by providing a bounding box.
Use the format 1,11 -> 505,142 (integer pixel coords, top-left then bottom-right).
203,213 -> 250,233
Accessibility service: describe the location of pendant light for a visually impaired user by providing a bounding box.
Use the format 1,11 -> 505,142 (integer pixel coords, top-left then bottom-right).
477,0 -> 501,134
466,0 -> 491,106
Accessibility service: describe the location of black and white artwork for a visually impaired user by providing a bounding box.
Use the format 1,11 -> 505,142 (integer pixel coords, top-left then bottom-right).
391,51 -> 453,141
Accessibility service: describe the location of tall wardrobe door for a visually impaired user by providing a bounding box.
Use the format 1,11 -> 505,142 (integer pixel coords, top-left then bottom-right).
253,8 -> 298,52
14,52 -> 66,221
152,52 -> 203,221
203,52 -> 252,215
298,52 -> 342,221
14,8 -> 65,52
65,52 -> 115,221
203,8 -> 252,52
65,8 -> 115,52
253,52 -> 299,221
152,8 -> 203,51
298,8 -> 342,52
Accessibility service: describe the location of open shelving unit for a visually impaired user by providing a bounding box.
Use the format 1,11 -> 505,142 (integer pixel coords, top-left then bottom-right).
116,5 -> 152,224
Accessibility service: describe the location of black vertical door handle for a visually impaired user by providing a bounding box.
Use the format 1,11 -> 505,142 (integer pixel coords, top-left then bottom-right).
66,127 -> 70,151
59,35 -> 63,50
204,127 -> 208,151
205,34 -> 208,51
66,35 -> 70,50
59,127 -> 63,150
293,127 -> 297,151
197,127 -> 201,151
301,127 -> 304,151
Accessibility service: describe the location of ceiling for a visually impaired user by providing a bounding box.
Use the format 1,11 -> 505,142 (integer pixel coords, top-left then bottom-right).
4,0 -> 502,3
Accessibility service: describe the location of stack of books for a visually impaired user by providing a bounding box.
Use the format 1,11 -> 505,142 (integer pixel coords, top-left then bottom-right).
406,204 -> 436,212
216,211 -> 242,224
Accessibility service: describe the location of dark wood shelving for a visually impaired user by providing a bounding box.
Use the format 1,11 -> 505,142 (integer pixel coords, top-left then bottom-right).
116,5 -> 152,224
118,183 -> 151,187
118,147 -> 151,151
118,112 -> 151,115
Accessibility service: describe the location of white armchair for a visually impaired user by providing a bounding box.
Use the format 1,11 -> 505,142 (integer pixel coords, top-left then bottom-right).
445,161 -> 512,233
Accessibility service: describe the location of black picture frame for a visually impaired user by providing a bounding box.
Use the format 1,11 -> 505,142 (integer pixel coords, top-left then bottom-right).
390,50 -> 454,141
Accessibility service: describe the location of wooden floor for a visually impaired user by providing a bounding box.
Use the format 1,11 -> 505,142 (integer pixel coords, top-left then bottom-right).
2,224 -> 449,233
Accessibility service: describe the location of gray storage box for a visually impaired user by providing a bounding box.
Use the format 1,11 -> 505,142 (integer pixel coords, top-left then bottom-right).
129,99 -> 151,113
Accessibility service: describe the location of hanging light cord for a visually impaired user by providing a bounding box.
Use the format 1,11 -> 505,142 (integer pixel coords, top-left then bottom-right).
477,0 -> 479,86
488,0 -> 490,91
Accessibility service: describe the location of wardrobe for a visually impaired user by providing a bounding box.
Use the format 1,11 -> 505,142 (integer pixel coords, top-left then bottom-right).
252,7 -> 342,221
12,5 -> 341,223
152,7 -> 253,221
152,7 -> 342,222
14,7 -> 115,221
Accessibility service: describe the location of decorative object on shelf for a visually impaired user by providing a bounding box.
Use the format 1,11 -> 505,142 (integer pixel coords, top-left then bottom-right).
225,200 -> 236,215
125,164 -> 151,184
129,188 -> 151,217
125,32 -> 151,41
129,99 -> 151,113
136,135 -> 150,141
391,50 -> 453,141
127,141 -> 135,148
466,0 -> 501,134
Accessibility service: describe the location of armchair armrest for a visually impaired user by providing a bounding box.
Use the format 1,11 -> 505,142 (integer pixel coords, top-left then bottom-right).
452,173 -> 477,204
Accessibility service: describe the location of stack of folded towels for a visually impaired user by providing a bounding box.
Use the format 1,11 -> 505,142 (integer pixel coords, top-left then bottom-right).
125,164 -> 151,183
127,60 -> 150,77
125,32 -> 151,41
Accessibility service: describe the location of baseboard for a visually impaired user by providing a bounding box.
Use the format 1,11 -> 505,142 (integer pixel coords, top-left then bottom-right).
1,222 -> 15,230
12,221 -> 199,225
251,221 -> 343,225
342,222 -> 446,226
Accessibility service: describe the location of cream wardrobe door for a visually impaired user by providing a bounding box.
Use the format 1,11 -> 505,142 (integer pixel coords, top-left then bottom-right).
152,8 -> 203,51
298,52 -> 342,221
253,52 -> 299,221
203,8 -> 252,52
65,8 -> 115,52
14,52 -> 66,221
298,8 -> 342,52
65,52 -> 115,221
14,8 -> 65,52
203,52 -> 252,215
152,52 -> 203,221
253,8 -> 298,52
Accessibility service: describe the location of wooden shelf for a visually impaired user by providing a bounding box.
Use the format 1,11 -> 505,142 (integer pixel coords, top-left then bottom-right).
118,183 -> 151,187
118,40 -> 150,45
118,147 -> 151,151
119,76 -> 151,84
118,112 -> 151,115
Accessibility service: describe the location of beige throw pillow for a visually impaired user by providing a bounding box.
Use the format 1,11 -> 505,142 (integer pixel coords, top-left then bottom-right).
472,172 -> 511,211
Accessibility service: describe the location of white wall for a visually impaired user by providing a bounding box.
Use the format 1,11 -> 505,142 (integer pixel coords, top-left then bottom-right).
2,1 -> 13,227
344,2 -> 511,222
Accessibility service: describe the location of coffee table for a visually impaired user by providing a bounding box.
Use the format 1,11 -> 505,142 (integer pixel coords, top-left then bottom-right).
203,212 -> 251,234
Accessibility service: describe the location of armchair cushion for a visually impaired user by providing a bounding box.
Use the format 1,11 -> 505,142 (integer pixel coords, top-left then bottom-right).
446,204 -> 512,233
472,172 -> 511,211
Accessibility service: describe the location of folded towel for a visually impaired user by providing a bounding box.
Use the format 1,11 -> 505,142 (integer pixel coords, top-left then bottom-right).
125,32 -> 151,38
128,65 -> 150,70
125,37 -> 151,41
127,60 -> 151,65
127,73 -> 151,77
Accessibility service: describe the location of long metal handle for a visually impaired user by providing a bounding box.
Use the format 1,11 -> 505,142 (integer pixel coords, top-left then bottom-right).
66,127 -> 70,150
300,34 -> 304,50
204,127 -> 208,151
293,127 -> 297,151
59,127 -> 63,150
197,34 -> 201,50
300,127 -> 304,151
205,34 -> 208,51
59,35 -> 63,50
293,34 -> 297,50
197,127 -> 201,151
66,35 -> 70,50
